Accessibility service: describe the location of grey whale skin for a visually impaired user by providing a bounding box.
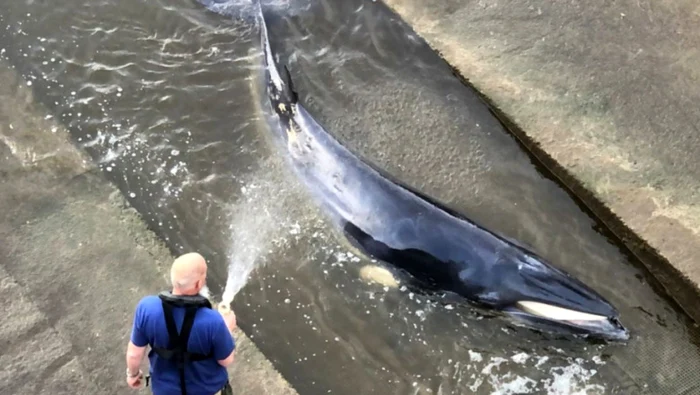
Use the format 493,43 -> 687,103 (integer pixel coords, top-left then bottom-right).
250,6 -> 628,341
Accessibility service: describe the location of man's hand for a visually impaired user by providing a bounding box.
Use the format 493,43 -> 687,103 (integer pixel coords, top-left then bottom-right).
126,369 -> 143,389
218,303 -> 237,332
125,341 -> 146,390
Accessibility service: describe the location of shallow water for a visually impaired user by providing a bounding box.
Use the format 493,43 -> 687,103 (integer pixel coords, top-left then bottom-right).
1,0 -> 700,393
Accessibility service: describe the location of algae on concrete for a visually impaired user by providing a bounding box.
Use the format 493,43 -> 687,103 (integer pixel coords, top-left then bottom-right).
0,61 -> 297,395
382,0 -> 700,323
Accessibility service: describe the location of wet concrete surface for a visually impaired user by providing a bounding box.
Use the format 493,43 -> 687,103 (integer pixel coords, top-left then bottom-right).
0,62 -> 297,395
382,0 -> 700,325
2,0 -> 700,394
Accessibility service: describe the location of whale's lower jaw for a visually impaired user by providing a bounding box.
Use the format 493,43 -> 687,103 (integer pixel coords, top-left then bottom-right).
515,301 -> 609,321
502,301 -> 629,341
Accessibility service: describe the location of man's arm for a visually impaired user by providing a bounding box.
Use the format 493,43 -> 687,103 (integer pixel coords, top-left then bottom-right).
212,313 -> 236,367
126,341 -> 147,375
126,299 -> 149,377
217,348 -> 235,367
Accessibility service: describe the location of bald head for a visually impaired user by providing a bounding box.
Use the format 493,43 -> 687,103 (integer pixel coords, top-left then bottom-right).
170,252 -> 208,295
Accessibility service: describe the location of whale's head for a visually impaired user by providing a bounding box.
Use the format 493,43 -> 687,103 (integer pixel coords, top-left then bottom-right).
463,249 -> 629,341
503,300 -> 629,341
504,252 -> 629,341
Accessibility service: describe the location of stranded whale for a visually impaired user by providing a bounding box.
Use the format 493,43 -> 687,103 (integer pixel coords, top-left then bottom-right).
252,5 -> 628,341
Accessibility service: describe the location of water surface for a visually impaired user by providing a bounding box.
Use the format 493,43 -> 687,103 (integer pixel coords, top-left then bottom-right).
1,0 -> 699,393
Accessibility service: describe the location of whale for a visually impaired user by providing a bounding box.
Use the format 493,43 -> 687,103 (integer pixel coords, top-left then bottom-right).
252,6 -> 629,341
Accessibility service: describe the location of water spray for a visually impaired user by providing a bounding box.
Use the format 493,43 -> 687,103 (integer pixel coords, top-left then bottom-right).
216,175 -> 294,314
219,272 -> 238,312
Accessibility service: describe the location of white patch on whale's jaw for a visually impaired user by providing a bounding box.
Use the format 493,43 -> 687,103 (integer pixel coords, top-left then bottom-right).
359,265 -> 400,288
515,301 -> 608,322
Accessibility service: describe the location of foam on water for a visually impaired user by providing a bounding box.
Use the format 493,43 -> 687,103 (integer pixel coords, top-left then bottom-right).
196,0 -> 310,23
433,350 -> 607,394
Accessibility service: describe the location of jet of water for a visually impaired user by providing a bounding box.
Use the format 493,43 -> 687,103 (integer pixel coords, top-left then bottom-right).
220,176 -> 295,307
221,212 -> 272,306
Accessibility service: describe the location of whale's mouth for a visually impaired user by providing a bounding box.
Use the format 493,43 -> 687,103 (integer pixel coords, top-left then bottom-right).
505,300 -> 629,340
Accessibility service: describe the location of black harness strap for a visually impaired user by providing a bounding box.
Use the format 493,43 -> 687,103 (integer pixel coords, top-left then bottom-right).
152,291 -> 213,395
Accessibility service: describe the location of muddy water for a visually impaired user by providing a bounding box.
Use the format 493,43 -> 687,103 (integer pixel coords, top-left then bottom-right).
2,0 -> 700,394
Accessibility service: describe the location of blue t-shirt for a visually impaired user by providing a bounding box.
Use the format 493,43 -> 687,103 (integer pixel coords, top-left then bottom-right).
130,295 -> 235,395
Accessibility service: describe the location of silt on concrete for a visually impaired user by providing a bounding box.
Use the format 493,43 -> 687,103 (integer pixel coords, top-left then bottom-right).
382,0 -> 700,323
0,61 -> 297,395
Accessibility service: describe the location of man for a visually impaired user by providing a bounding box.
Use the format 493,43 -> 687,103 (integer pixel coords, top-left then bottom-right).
125,252 -> 237,395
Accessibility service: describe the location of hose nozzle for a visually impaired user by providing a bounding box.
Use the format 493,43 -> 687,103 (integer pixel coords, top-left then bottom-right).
218,301 -> 231,313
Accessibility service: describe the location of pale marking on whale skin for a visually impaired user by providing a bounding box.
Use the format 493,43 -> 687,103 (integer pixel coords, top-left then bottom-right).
359,264 -> 401,288
277,107 -> 368,226
516,301 -> 608,322
285,125 -> 298,144
294,107 -> 374,221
